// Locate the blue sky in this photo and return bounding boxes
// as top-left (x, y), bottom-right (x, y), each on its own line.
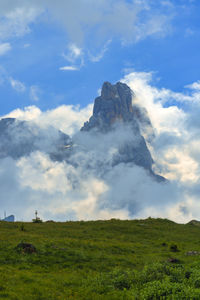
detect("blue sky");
top-left (0, 0), bottom-right (200, 115)
top-left (1, 1), bottom-right (200, 221)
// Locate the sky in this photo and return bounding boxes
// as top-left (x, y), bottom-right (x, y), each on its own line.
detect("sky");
top-left (0, 0), bottom-right (199, 113)
top-left (0, 0), bottom-right (200, 222)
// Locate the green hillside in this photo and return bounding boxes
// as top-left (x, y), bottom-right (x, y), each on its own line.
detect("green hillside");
top-left (1, 218), bottom-right (200, 299)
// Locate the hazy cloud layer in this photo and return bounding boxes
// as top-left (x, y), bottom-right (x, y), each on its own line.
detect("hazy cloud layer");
top-left (0, 1), bottom-right (173, 42)
top-left (0, 0), bottom-right (174, 65)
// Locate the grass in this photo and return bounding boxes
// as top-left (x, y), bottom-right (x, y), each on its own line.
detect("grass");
top-left (1, 218), bottom-right (200, 299)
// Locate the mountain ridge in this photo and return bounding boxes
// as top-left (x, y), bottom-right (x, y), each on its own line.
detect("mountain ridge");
top-left (0, 81), bottom-right (165, 182)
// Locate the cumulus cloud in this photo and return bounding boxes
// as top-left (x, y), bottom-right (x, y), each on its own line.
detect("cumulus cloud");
top-left (122, 72), bottom-right (187, 135)
top-left (2, 104), bottom-right (93, 136)
top-left (0, 151), bottom-right (130, 221)
top-left (185, 80), bottom-right (200, 91)
top-left (0, 124), bottom-right (167, 222)
top-left (121, 72), bottom-right (188, 179)
top-left (121, 71), bottom-right (200, 222)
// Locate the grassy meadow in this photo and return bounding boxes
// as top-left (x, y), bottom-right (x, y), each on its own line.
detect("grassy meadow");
top-left (1, 218), bottom-right (200, 299)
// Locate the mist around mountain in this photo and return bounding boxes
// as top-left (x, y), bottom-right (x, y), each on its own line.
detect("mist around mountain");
top-left (0, 81), bottom-right (164, 181)
top-left (0, 77), bottom-right (198, 222)
top-left (0, 117), bottom-right (72, 161)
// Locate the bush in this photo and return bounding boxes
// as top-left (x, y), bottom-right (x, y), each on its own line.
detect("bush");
top-left (170, 244), bottom-right (179, 252)
top-left (32, 218), bottom-right (43, 223)
top-left (111, 269), bottom-right (133, 290)
top-left (19, 223), bottom-right (25, 231)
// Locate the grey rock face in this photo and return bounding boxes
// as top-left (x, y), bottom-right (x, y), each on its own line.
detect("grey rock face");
top-left (81, 81), bottom-right (165, 181)
top-left (0, 118), bottom-right (71, 160)
top-left (81, 81), bottom-right (137, 132)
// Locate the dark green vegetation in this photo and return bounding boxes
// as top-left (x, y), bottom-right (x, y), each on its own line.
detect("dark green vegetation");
top-left (1, 218), bottom-right (200, 299)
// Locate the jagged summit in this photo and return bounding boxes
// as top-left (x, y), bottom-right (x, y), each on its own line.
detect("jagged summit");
top-left (81, 81), bottom-right (154, 138)
top-left (80, 81), bottom-right (165, 181)
top-left (100, 81), bottom-right (133, 114)
top-left (81, 81), bottom-right (137, 132)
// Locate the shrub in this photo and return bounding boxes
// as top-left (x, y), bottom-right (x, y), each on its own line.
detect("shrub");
top-left (111, 269), bottom-right (133, 290)
top-left (161, 242), bottom-right (167, 246)
top-left (32, 218), bottom-right (43, 223)
top-left (170, 244), bottom-right (179, 252)
top-left (19, 223), bottom-right (25, 231)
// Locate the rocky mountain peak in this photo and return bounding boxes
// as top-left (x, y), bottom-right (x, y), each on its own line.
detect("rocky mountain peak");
top-left (101, 81), bottom-right (116, 99)
top-left (81, 81), bottom-right (136, 132)
top-left (100, 81), bottom-right (133, 108)
top-left (80, 81), bottom-right (165, 181)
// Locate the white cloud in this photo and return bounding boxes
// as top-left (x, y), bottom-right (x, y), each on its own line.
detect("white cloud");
top-left (122, 71), bottom-right (186, 135)
top-left (0, 1), bottom-right (173, 45)
top-left (0, 152), bottom-right (130, 221)
top-left (122, 71), bottom-right (200, 189)
top-left (10, 77), bottom-right (26, 92)
top-left (0, 42), bottom-right (11, 55)
top-left (1, 105), bottom-right (41, 121)
top-left (63, 44), bottom-right (82, 62)
top-left (23, 43), bottom-right (30, 48)
top-left (59, 66), bottom-right (79, 71)
top-left (62, 43), bottom-right (84, 68)
top-left (131, 76), bottom-right (200, 223)
top-left (2, 104), bottom-right (93, 136)
top-left (0, 0), bottom-right (174, 73)
top-left (30, 85), bottom-right (40, 101)
top-left (0, 6), bottom-right (42, 40)
top-left (17, 152), bottom-right (72, 195)
top-left (88, 40), bottom-right (111, 62)
top-left (185, 80), bottom-right (200, 91)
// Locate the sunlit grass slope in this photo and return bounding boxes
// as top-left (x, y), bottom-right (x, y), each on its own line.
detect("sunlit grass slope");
top-left (1, 218), bottom-right (200, 299)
